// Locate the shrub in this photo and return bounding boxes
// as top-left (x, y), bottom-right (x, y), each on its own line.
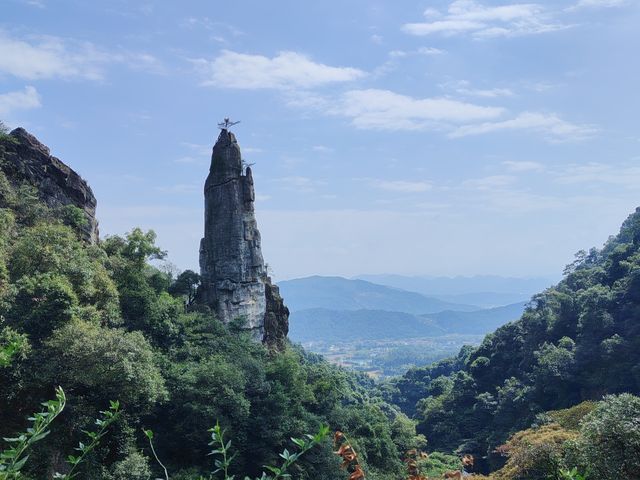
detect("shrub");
top-left (491, 424), bottom-right (577, 480)
top-left (572, 393), bottom-right (640, 479)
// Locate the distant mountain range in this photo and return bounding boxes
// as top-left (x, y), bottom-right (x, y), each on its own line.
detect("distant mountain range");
top-left (422, 301), bottom-right (527, 335)
top-left (278, 276), bottom-right (477, 314)
top-left (281, 275), bottom-right (533, 345)
top-left (288, 302), bottom-right (527, 344)
top-left (354, 274), bottom-right (555, 307)
top-left (288, 308), bottom-right (442, 342)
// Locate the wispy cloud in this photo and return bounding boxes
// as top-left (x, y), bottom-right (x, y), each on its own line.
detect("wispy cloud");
top-left (368, 178), bottom-right (432, 192)
top-left (22, 0), bottom-right (45, 7)
top-left (192, 50), bottom-right (365, 89)
top-left (0, 31), bottom-right (163, 80)
top-left (312, 145), bottom-right (333, 153)
top-left (0, 86), bottom-right (41, 116)
top-left (568, 0), bottom-right (628, 10)
top-left (450, 112), bottom-right (597, 141)
top-left (389, 47), bottom-right (446, 57)
top-left (442, 80), bottom-right (515, 98)
top-left (462, 175), bottom-right (516, 190)
top-left (553, 163), bottom-right (640, 187)
top-left (275, 176), bottom-right (326, 193)
top-left (328, 89), bottom-right (504, 131)
top-left (402, 1), bottom-right (569, 38)
top-left (503, 160), bottom-right (545, 172)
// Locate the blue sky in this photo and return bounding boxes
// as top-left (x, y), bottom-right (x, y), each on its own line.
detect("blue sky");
top-left (1, 0), bottom-right (639, 280)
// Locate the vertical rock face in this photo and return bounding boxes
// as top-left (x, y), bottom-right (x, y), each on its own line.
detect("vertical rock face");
top-left (0, 128), bottom-right (99, 243)
top-left (199, 129), bottom-right (288, 346)
top-left (263, 279), bottom-right (290, 351)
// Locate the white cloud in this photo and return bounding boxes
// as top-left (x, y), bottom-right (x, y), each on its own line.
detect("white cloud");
top-left (553, 163), bottom-right (640, 187)
top-left (417, 46), bottom-right (446, 55)
top-left (462, 175), bottom-right (516, 190)
top-left (423, 8), bottom-right (442, 18)
top-left (568, 0), bottom-right (628, 10)
top-left (388, 50), bottom-right (408, 58)
top-left (368, 179), bottom-right (432, 192)
top-left (444, 80), bottom-right (514, 97)
top-left (312, 145), bottom-right (333, 153)
top-left (0, 86), bottom-right (41, 116)
top-left (402, 0), bottom-right (568, 38)
top-left (192, 50), bottom-right (365, 89)
top-left (0, 31), bottom-right (162, 80)
top-left (23, 0), bottom-right (45, 7)
top-left (329, 89), bottom-right (504, 131)
top-left (450, 112), bottom-right (597, 141)
top-left (404, 19), bottom-right (484, 35)
top-left (503, 160), bottom-right (545, 172)
top-left (389, 47), bottom-right (446, 57)
top-left (460, 86), bottom-right (514, 97)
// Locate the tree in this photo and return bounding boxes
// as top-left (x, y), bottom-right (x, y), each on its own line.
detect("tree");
top-left (169, 270), bottom-right (201, 305)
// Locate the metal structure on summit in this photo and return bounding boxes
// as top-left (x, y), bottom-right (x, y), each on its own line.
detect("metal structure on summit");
top-left (217, 117), bottom-right (240, 130)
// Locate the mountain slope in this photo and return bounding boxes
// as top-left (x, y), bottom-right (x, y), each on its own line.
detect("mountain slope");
top-left (288, 302), bottom-right (527, 344)
top-left (279, 276), bottom-right (477, 314)
top-left (387, 207), bottom-right (640, 454)
top-left (356, 274), bottom-right (554, 298)
top-left (423, 302), bottom-right (526, 335)
top-left (288, 308), bottom-right (444, 343)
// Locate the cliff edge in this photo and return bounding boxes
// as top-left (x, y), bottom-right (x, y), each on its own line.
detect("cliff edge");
top-left (0, 128), bottom-right (98, 243)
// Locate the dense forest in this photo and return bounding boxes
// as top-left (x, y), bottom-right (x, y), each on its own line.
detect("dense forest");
top-left (2, 126), bottom-right (640, 480)
top-left (0, 129), bottom-right (424, 479)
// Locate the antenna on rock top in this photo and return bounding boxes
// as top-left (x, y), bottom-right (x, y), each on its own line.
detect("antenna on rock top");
top-left (218, 117), bottom-right (240, 130)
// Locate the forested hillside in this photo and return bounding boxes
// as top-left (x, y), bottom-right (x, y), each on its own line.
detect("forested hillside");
top-left (384, 207), bottom-right (640, 459)
top-left (0, 129), bottom-right (424, 480)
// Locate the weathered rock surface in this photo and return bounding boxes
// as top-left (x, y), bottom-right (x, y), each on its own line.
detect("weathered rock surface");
top-left (0, 128), bottom-right (99, 243)
top-left (199, 129), bottom-right (288, 347)
top-left (263, 279), bottom-right (290, 350)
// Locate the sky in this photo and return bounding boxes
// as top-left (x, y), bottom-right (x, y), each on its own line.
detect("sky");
top-left (1, 0), bottom-right (639, 281)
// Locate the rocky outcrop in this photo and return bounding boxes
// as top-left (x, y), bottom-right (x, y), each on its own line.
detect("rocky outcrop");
top-left (0, 128), bottom-right (98, 243)
top-left (199, 128), bottom-right (288, 347)
top-left (263, 279), bottom-right (290, 350)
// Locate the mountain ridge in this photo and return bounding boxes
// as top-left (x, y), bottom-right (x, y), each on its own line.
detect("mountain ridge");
top-left (279, 275), bottom-right (478, 314)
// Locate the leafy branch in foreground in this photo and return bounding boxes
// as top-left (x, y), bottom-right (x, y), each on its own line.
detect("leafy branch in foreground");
top-left (54, 400), bottom-right (121, 479)
top-left (0, 388), bottom-right (120, 480)
top-left (142, 429), bottom-right (169, 480)
top-left (143, 423), bottom-right (330, 480)
top-left (0, 387), bottom-right (66, 479)
top-left (208, 421), bottom-right (235, 480)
